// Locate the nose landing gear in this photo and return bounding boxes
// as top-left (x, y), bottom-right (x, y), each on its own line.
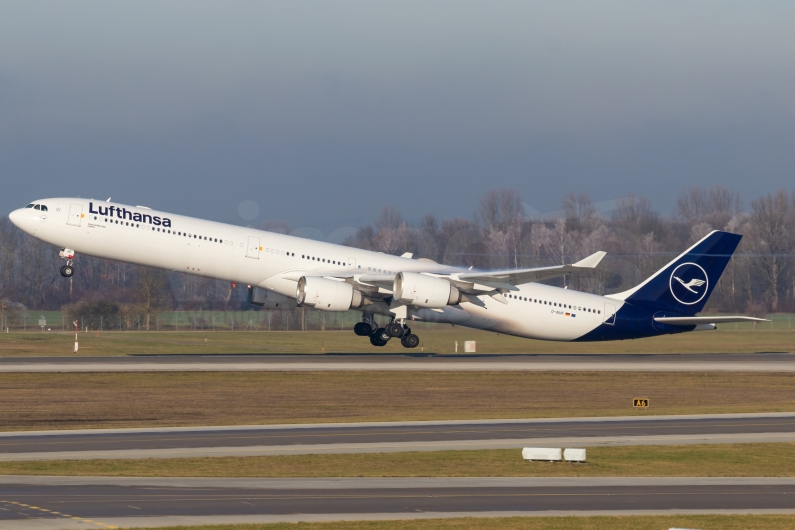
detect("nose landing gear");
top-left (60, 265), bottom-right (74, 278)
top-left (59, 248), bottom-right (76, 278)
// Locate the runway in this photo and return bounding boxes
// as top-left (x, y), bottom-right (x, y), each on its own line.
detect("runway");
top-left (2, 477), bottom-right (795, 529)
top-left (2, 352), bottom-right (795, 372)
top-left (3, 413), bottom-right (794, 461)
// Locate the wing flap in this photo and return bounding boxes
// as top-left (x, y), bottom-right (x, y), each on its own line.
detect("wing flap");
top-left (456, 251), bottom-right (606, 286)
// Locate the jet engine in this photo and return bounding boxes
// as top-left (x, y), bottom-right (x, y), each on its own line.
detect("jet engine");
top-left (297, 277), bottom-right (365, 312)
top-left (393, 272), bottom-right (463, 309)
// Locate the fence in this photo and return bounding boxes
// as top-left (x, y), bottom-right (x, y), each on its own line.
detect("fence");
top-left (0, 309), bottom-right (447, 333)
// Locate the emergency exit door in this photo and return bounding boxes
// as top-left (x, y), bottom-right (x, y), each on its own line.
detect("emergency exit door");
top-left (67, 204), bottom-right (82, 227)
top-left (246, 236), bottom-right (260, 259)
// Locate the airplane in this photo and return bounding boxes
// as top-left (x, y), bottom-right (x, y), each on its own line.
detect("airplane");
top-left (8, 198), bottom-right (765, 347)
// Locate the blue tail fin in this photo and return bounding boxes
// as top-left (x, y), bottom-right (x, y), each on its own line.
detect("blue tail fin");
top-left (609, 230), bottom-right (742, 315)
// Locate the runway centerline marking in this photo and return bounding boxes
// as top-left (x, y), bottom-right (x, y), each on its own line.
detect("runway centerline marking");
top-left (12, 489), bottom-right (795, 504)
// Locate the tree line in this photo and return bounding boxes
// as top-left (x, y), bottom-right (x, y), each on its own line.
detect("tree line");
top-left (1, 186), bottom-right (794, 325)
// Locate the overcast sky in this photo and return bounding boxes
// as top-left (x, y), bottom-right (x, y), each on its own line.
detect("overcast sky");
top-left (2, 1), bottom-right (794, 233)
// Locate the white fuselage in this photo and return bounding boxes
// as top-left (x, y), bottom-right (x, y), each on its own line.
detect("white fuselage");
top-left (9, 198), bottom-right (625, 341)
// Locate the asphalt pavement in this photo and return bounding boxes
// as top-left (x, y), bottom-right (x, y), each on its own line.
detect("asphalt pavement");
top-left (1, 352), bottom-right (794, 372)
top-left (2, 413), bottom-right (795, 460)
top-left (3, 477), bottom-right (795, 529)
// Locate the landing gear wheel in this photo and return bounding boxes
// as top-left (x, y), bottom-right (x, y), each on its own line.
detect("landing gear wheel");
top-left (386, 322), bottom-right (405, 338)
top-left (373, 327), bottom-right (391, 342)
top-left (60, 265), bottom-right (74, 278)
top-left (369, 333), bottom-right (388, 347)
top-left (400, 334), bottom-right (420, 349)
top-left (354, 322), bottom-right (371, 336)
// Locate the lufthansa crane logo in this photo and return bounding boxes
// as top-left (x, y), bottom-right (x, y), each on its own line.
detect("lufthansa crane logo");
top-left (669, 262), bottom-right (708, 305)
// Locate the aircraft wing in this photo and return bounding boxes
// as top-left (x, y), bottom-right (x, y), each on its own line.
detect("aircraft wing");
top-left (279, 251), bottom-right (606, 296)
top-left (654, 316), bottom-right (769, 326)
top-left (454, 251), bottom-right (606, 289)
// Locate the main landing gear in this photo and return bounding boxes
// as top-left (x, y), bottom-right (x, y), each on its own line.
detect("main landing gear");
top-left (354, 314), bottom-right (420, 349)
top-left (59, 248), bottom-right (75, 277)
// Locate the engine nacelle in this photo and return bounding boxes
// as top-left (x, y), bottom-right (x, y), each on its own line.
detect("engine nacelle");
top-left (297, 276), bottom-right (365, 312)
top-left (393, 272), bottom-right (463, 309)
top-left (248, 286), bottom-right (298, 310)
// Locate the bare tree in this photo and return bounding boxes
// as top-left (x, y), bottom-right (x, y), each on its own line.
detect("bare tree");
top-left (563, 192), bottom-right (597, 232)
top-left (17, 237), bottom-right (60, 308)
top-left (374, 206), bottom-right (404, 232)
top-left (135, 266), bottom-right (171, 331)
top-left (0, 218), bottom-right (20, 297)
top-left (611, 195), bottom-right (660, 237)
top-left (476, 188), bottom-right (524, 233)
top-left (748, 190), bottom-right (795, 311)
top-left (373, 223), bottom-right (409, 255)
top-left (677, 185), bottom-right (742, 229)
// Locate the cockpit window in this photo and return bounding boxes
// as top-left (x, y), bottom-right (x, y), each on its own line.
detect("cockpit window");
top-left (25, 204), bottom-right (34, 208)
top-left (40, 205), bottom-right (48, 211)
top-left (34, 205), bottom-right (41, 210)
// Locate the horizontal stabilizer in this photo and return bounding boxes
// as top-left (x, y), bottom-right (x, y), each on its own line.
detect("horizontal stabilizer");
top-left (654, 316), bottom-right (769, 326)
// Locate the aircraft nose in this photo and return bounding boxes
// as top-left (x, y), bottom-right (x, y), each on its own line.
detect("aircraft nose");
top-left (8, 209), bottom-right (22, 227)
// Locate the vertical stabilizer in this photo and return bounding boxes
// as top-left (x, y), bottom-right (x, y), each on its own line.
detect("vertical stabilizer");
top-left (607, 231), bottom-right (741, 315)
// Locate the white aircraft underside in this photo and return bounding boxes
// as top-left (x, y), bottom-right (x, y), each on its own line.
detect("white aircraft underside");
top-left (8, 198), bottom-right (764, 347)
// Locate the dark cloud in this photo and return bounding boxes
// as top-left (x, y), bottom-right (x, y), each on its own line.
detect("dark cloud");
top-left (1, 1), bottom-right (794, 231)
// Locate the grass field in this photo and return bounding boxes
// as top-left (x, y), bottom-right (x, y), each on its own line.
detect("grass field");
top-left (2, 371), bottom-right (795, 430)
top-left (0, 328), bottom-right (794, 356)
top-left (4, 444), bottom-right (795, 477)
top-left (111, 516), bottom-right (795, 530)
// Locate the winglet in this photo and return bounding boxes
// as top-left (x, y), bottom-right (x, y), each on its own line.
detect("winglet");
top-left (573, 251), bottom-right (606, 269)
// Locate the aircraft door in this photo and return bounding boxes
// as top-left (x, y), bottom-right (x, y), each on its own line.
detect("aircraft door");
top-left (246, 236), bottom-right (260, 259)
top-left (603, 303), bottom-right (616, 325)
top-left (67, 204), bottom-right (83, 227)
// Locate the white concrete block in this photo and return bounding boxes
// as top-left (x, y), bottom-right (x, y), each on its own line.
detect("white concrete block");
top-left (464, 341), bottom-right (476, 353)
top-left (564, 448), bottom-right (586, 462)
top-left (522, 447), bottom-right (562, 461)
